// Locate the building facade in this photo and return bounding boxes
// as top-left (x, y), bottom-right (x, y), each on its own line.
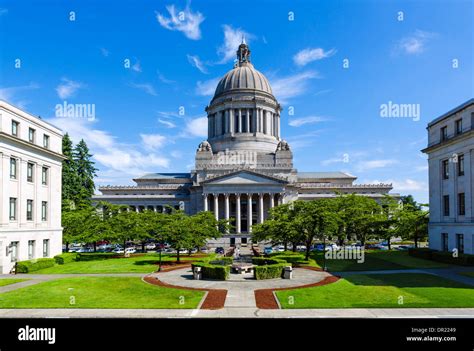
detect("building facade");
top-left (422, 99), bottom-right (474, 255)
top-left (94, 42), bottom-right (396, 247)
top-left (0, 101), bottom-right (64, 273)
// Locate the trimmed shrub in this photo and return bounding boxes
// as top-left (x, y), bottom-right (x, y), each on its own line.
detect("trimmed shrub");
top-left (192, 262), bottom-right (230, 280)
top-left (54, 253), bottom-right (79, 265)
top-left (408, 248), bottom-right (435, 260)
top-left (209, 257), bottom-right (233, 265)
top-left (252, 257), bottom-right (287, 266)
top-left (272, 254), bottom-right (306, 265)
top-left (254, 263), bottom-right (288, 280)
top-left (16, 258), bottom-right (55, 273)
top-left (268, 251), bottom-right (301, 257)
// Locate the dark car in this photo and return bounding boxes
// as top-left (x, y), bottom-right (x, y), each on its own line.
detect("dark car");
top-left (215, 247), bottom-right (225, 255)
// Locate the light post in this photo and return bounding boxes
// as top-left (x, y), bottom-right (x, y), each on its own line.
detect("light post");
top-left (157, 243), bottom-right (164, 272)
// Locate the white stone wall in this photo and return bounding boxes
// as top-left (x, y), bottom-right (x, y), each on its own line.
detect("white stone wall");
top-left (0, 101), bottom-right (63, 273)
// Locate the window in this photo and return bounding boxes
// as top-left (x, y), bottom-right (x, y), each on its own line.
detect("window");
top-left (27, 199), bottom-right (33, 220)
top-left (441, 233), bottom-right (448, 251)
top-left (10, 158), bottom-right (17, 179)
top-left (440, 126), bottom-right (448, 141)
top-left (456, 234), bottom-right (464, 254)
top-left (442, 159), bottom-right (449, 179)
top-left (458, 193), bottom-right (465, 216)
top-left (27, 162), bottom-right (34, 182)
top-left (11, 120), bottom-right (19, 136)
top-left (43, 239), bottom-right (50, 257)
top-left (457, 154), bottom-right (464, 176)
top-left (28, 240), bottom-right (35, 260)
top-left (455, 119), bottom-right (463, 135)
top-left (41, 201), bottom-right (48, 221)
top-left (443, 195), bottom-right (450, 216)
top-left (10, 242), bottom-right (19, 263)
top-left (43, 134), bottom-right (50, 148)
top-left (28, 128), bottom-right (35, 143)
top-left (42, 167), bottom-right (48, 185)
top-left (9, 198), bottom-right (17, 220)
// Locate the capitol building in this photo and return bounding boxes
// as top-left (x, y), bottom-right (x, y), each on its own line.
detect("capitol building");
top-left (94, 41), bottom-right (396, 247)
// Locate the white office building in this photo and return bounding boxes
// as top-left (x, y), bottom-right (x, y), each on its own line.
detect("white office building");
top-left (422, 99), bottom-right (474, 254)
top-left (0, 100), bottom-right (64, 273)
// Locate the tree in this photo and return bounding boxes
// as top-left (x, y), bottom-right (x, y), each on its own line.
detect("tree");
top-left (61, 133), bottom-right (80, 210)
top-left (373, 195), bottom-right (401, 250)
top-left (73, 139), bottom-right (97, 207)
top-left (397, 203), bottom-right (429, 248)
top-left (107, 207), bottom-right (143, 256)
top-left (62, 208), bottom-right (93, 251)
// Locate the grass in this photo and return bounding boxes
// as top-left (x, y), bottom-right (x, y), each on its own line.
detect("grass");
top-left (33, 253), bottom-right (213, 274)
top-left (0, 277), bottom-right (204, 309)
top-left (0, 279), bottom-right (28, 287)
top-left (276, 273), bottom-right (474, 308)
top-left (311, 250), bottom-right (452, 272)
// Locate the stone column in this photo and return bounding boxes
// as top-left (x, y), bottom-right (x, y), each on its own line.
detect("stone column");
top-left (238, 109), bottom-right (242, 133)
top-left (213, 194), bottom-right (219, 220)
top-left (255, 109), bottom-right (259, 134)
top-left (245, 108), bottom-right (250, 133)
top-left (270, 194), bottom-right (275, 208)
top-left (259, 193), bottom-right (264, 223)
top-left (203, 193), bottom-right (208, 211)
top-left (208, 116), bottom-right (212, 138)
top-left (224, 194), bottom-right (230, 233)
top-left (236, 193), bottom-right (241, 234)
top-left (277, 114), bottom-right (280, 138)
top-left (214, 113), bottom-right (219, 136)
top-left (247, 193), bottom-right (253, 233)
top-left (230, 109), bottom-right (234, 136)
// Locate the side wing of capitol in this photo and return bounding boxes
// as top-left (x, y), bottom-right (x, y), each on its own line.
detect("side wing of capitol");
top-left (94, 42), bottom-right (396, 247)
top-left (0, 101), bottom-right (64, 273)
top-left (422, 99), bottom-right (474, 254)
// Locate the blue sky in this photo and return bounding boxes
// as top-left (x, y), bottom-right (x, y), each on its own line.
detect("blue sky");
top-left (1, 0), bottom-right (473, 203)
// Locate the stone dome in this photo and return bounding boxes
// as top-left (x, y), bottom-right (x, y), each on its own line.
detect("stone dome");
top-left (214, 63), bottom-right (273, 98)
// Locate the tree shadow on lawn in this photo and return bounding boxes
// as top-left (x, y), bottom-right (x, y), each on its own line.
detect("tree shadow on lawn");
top-left (344, 273), bottom-right (474, 289)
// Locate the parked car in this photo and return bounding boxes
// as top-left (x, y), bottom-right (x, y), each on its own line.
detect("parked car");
top-left (274, 245), bottom-right (285, 252)
top-left (215, 247), bottom-right (225, 255)
top-left (112, 247), bottom-right (124, 254)
top-left (76, 247), bottom-right (93, 253)
top-left (264, 247), bottom-right (273, 255)
top-left (125, 247), bottom-right (136, 254)
top-left (396, 245), bottom-right (413, 251)
top-left (325, 244), bottom-right (340, 251)
top-left (296, 245), bottom-right (307, 252)
top-left (145, 243), bottom-right (156, 250)
top-left (199, 247), bottom-right (209, 253)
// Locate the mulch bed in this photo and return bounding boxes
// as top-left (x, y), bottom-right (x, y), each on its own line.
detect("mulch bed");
top-left (143, 270), bottom-right (227, 309)
top-left (254, 270), bottom-right (341, 309)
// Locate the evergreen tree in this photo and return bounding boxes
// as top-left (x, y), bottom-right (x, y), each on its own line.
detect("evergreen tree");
top-left (73, 139), bottom-right (97, 206)
top-left (61, 133), bottom-right (79, 210)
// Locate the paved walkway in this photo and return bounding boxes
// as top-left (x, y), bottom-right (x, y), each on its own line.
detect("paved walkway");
top-left (0, 308), bottom-right (472, 318)
top-left (150, 267), bottom-right (330, 308)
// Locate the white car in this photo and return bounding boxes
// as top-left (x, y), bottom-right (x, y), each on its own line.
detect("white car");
top-left (112, 247), bottom-right (124, 254)
top-left (125, 248), bottom-right (136, 254)
top-left (145, 243), bottom-right (156, 250)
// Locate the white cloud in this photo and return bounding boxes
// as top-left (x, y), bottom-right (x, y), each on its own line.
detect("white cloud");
top-left (131, 60), bottom-right (142, 73)
top-left (56, 78), bottom-right (84, 99)
top-left (288, 115), bottom-right (327, 127)
top-left (157, 71), bottom-right (176, 84)
top-left (355, 159), bottom-right (398, 172)
top-left (321, 156), bottom-right (346, 166)
top-left (187, 54), bottom-right (208, 73)
top-left (155, 4), bottom-right (205, 40)
top-left (270, 71), bottom-right (320, 103)
top-left (185, 116), bottom-right (207, 137)
top-left (130, 83), bottom-right (157, 96)
top-left (0, 82), bottom-right (39, 104)
top-left (140, 133), bottom-right (167, 151)
top-left (158, 118), bottom-right (176, 128)
top-left (195, 77), bottom-right (220, 96)
top-left (99, 47), bottom-right (109, 57)
top-left (46, 117), bottom-right (170, 183)
top-left (293, 48), bottom-right (336, 66)
top-left (395, 30), bottom-right (436, 55)
top-left (217, 25), bottom-right (253, 63)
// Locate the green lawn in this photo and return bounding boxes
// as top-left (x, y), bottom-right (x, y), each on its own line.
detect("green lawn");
top-left (276, 273), bottom-right (474, 308)
top-left (459, 271), bottom-right (474, 278)
top-left (33, 253), bottom-right (212, 274)
top-left (0, 279), bottom-right (28, 287)
top-left (0, 277), bottom-right (204, 309)
top-left (311, 250), bottom-right (452, 272)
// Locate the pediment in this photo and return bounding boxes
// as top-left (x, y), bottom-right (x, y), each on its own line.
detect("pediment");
top-left (202, 170), bottom-right (287, 185)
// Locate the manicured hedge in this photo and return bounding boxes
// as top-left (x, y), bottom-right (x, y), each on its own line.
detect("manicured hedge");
top-left (252, 257), bottom-right (287, 266)
top-left (272, 254), bottom-right (306, 265)
top-left (209, 257), bottom-right (233, 265)
top-left (254, 263), bottom-right (288, 280)
top-left (16, 258), bottom-right (55, 273)
top-left (192, 262), bottom-right (230, 280)
top-left (268, 251), bottom-right (301, 257)
top-left (409, 248), bottom-right (474, 266)
top-left (54, 253), bottom-right (79, 265)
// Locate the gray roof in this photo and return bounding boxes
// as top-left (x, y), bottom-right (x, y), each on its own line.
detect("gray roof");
top-left (427, 98), bottom-right (474, 128)
top-left (136, 173), bottom-right (191, 180)
top-left (297, 172), bottom-right (357, 179)
top-left (214, 63), bottom-right (272, 98)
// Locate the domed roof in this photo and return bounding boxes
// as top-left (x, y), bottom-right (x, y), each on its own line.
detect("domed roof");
top-left (214, 63), bottom-right (272, 97)
top-left (213, 41), bottom-right (273, 98)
